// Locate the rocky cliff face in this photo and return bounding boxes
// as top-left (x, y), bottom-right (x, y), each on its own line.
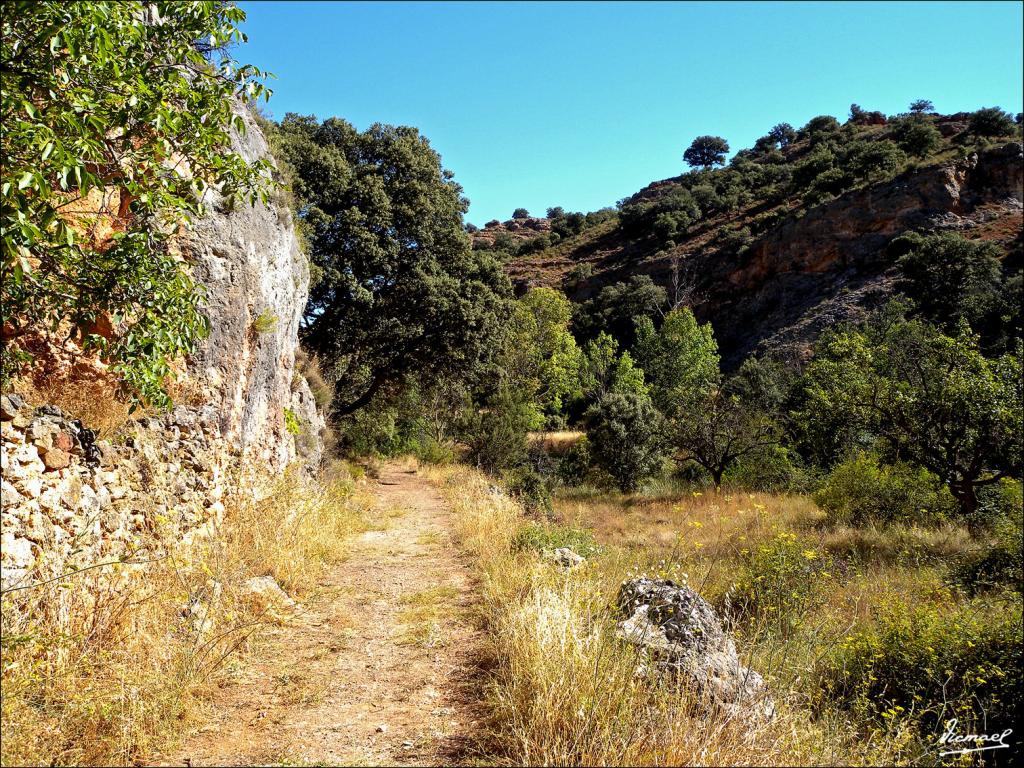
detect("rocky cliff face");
top-left (0, 109), bottom-right (323, 592)
top-left (702, 142), bottom-right (1022, 365)
top-left (184, 107), bottom-right (324, 473)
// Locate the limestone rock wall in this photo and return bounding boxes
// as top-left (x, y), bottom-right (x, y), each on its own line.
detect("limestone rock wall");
top-left (182, 106), bottom-right (325, 474)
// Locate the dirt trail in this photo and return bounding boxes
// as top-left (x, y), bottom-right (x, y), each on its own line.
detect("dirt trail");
top-left (156, 461), bottom-right (485, 767)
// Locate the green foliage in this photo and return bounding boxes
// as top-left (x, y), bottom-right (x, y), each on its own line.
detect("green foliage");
top-left (723, 444), bottom-right (811, 493)
top-left (573, 275), bottom-right (666, 347)
top-left (507, 469), bottom-right (553, 516)
top-left (512, 207), bottom-right (530, 219)
top-left (556, 436), bottom-right (599, 486)
top-left (1, 0), bottom-right (273, 409)
top-left (251, 310), bottom-right (279, 334)
top-left (951, 485), bottom-right (1023, 595)
top-left (909, 99), bottom-right (935, 114)
top-left (766, 122), bottom-right (797, 149)
top-left (796, 310), bottom-right (1023, 519)
top-left (633, 307), bottom-right (719, 417)
top-left (890, 115), bottom-right (941, 158)
top-left (845, 140), bottom-right (906, 182)
top-left (891, 231), bottom-right (1017, 349)
top-left (513, 521), bottom-right (600, 559)
top-left (584, 391), bottom-right (665, 493)
top-left (968, 106), bottom-right (1017, 137)
top-left (462, 387), bottom-right (537, 473)
top-left (283, 407), bottom-right (301, 436)
top-left (800, 115), bottom-right (841, 144)
top-left (730, 530), bottom-right (833, 636)
top-left (827, 594), bottom-right (1022, 750)
top-left (271, 114), bottom-right (513, 417)
top-left (683, 135), bottom-right (730, 170)
top-left (511, 288), bottom-right (584, 415)
top-left (814, 451), bottom-right (957, 527)
top-left (579, 332), bottom-right (648, 400)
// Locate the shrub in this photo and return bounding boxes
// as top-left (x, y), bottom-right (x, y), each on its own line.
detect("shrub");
top-left (512, 521), bottom-right (600, 559)
top-left (814, 451), bottom-right (956, 527)
top-left (462, 389), bottom-right (535, 473)
top-left (512, 207), bottom-right (530, 219)
top-left (283, 407), bottom-right (301, 435)
top-left (951, 479), bottom-right (1023, 594)
top-left (826, 594), bottom-right (1023, 751)
top-left (252, 310), bottom-right (279, 334)
top-left (891, 116), bottom-right (941, 158)
top-left (969, 106), bottom-right (1017, 137)
top-left (723, 444), bottom-right (813, 493)
top-left (584, 392), bottom-right (665, 493)
top-left (507, 470), bottom-right (553, 516)
top-left (556, 435), bottom-right (603, 487)
top-left (294, 347), bottom-right (334, 411)
top-left (730, 531), bottom-right (835, 632)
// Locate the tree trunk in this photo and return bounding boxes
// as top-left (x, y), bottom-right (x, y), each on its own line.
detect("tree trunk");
top-left (949, 480), bottom-right (979, 524)
top-left (712, 468), bottom-right (724, 490)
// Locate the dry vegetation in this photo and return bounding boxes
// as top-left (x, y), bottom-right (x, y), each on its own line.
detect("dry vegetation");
top-left (426, 465), bottom-right (909, 766)
top-left (0, 463), bottom-right (369, 766)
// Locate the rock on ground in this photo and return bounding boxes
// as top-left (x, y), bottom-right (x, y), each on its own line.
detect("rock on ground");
top-left (616, 577), bottom-right (775, 723)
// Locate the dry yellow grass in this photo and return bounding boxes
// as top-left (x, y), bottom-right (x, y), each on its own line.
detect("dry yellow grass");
top-left (0, 462), bottom-right (369, 766)
top-left (426, 465), bottom-right (901, 766)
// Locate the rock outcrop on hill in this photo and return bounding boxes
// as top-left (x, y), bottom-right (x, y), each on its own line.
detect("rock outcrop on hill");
top-left (704, 142), bottom-right (1023, 365)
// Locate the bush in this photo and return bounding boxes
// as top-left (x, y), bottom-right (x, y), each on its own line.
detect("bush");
top-left (969, 106), bottom-right (1017, 138)
top-left (890, 116), bottom-right (941, 158)
top-left (584, 392), bottom-right (665, 493)
top-left (512, 207), bottom-right (530, 219)
top-left (507, 469), bottom-right (553, 517)
top-left (462, 389), bottom-right (535, 473)
top-left (723, 444), bottom-right (813, 493)
top-left (826, 594), bottom-right (1023, 754)
top-left (556, 435), bottom-right (604, 487)
top-left (951, 480), bottom-right (1023, 594)
top-left (814, 451), bottom-right (956, 527)
top-left (729, 530), bottom-right (834, 636)
top-left (512, 521), bottom-right (600, 558)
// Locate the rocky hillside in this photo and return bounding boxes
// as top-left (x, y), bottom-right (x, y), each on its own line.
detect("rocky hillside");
top-left (0, 110), bottom-right (324, 592)
top-left (500, 113), bottom-right (1023, 366)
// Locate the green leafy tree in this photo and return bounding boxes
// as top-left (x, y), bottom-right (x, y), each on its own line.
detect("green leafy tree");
top-left (969, 107), bottom-right (1017, 138)
top-left (585, 391), bottom-right (665, 492)
top-left (891, 115), bottom-right (941, 158)
top-left (573, 275), bottom-right (667, 347)
top-left (511, 288), bottom-right (584, 415)
top-left (683, 135), bottom-right (730, 170)
top-left (801, 115), bottom-right (841, 144)
top-left (909, 99), bottom-right (935, 114)
top-left (633, 307), bottom-right (719, 417)
top-left (272, 114), bottom-right (513, 416)
top-left (1, 0), bottom-right (273, 406)
top-left (846, 140), bottom-right (906, 182)
top-left (580, 332), bottom-right (648, 399)
top-left (767, 122), bottom-right (797, 148)
top-left (798, 314), bottom-right (1023, 519)
top-left (669, 385), bottom-right (782, 489)
top-left (512, 207), bottom-right (530, 219)
top-left (891, 232), bottom-right (1005, 337)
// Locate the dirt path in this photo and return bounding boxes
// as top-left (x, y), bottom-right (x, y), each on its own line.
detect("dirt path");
top-left (157, 461), bottom-right (485, 767)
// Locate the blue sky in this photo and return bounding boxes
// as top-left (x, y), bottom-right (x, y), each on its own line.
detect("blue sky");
top-left (238, 1), bottom-right (1024, 225)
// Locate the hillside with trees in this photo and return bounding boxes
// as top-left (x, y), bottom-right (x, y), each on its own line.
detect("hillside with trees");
top-left (1, 3), bottom-right (1022, 766)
